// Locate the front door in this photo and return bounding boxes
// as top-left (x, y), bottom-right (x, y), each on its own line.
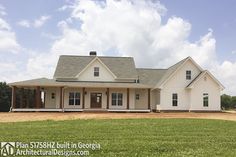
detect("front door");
top-left (90, 93), bottom-right (102, 108)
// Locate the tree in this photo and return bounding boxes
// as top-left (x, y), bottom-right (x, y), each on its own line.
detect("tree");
top-left (0, 82), bottom-right (11, 112)
top-left (221, 94), bottom-right (233, 110)
top-left (231, 96), bottom-right (236, 109)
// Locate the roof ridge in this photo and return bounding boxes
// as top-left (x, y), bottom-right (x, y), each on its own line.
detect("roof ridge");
top-left (168, 56), bottom-right (190, 69)
top-left (60, 55), bottom-right (133, 58)
top-left (136, 68), bottom-right (167, 70)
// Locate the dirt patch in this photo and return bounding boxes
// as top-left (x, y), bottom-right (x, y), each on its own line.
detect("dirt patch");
top-left (0, 111), bottom-right (236, 123)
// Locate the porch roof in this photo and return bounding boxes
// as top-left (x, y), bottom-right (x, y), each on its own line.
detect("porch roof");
top-left (8, 78), bottom-right (151, 89)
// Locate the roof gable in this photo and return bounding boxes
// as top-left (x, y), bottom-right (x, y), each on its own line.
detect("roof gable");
top-left (187, 70), bottom-right (225, 90)
top-left (53, 55), bottom-right (138, 80)
top-left (76, 57), bottom-right (117, 81)
top-left (155, 56), bottom-right (203, 88)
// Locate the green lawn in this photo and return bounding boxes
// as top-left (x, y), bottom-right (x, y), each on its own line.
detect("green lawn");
top-left (0, 119), bottom-right (236, 157)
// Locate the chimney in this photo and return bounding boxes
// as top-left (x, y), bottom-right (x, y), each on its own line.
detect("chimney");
top-left (89, 51), bottom-right (97, 56)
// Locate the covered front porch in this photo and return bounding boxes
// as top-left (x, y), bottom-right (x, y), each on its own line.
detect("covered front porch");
top-left (9, 78), bottom-right (152, 112)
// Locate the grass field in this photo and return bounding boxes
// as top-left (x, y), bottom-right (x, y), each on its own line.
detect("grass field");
top-left (0, 118), bottom-right (236, 157)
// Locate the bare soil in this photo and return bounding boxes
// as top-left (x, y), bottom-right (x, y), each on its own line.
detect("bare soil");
top-left (0, 111), bottom-right (236, 123)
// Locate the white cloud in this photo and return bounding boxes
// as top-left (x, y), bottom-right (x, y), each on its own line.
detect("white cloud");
top-left (0, 4), bottom-right (6, 16)
top-left (57, 5), bottom-right (69, 11)
top-left (41, 32), bottom-right (60, 40)
top-left (0, 18), bottom-right (10, 30)
top-left (6, 0), bottom-right (236, 95)
top-left (17, 15), bottom-right (51, 28)
top-left (232, 50), bottom-right (236, 54)
top-left (17, 20), bottom-right (30, 28)
top-left (26, 52), bottom-right (57, 78)
top-left (0, 17), bottom-right (21, 53)
top-left (33, 15), bottom-right (51, 28)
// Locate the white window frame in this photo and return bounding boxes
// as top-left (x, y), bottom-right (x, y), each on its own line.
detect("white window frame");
top-left (94, 67), bottom-right (99, 77)
top-left (203, 93), bottom-right (209, 107)
top-left (112, 93), bottom-right (123, 106)
top-left (172, 93), bottom-right (178, 106)
top-left (69, 92), bottom-right (80, 106)
top-left (186, 70), bottom-right (191, 80)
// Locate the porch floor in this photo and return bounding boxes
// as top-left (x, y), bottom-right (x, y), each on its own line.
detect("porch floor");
top-left (11, 108), bottom-right (151, 113)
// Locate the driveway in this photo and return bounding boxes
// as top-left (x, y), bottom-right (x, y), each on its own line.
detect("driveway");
top-left (0, 111), bottom-right (236, 122)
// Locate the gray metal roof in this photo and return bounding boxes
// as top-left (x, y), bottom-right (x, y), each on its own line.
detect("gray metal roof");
top-left (137, 57), bottom-right (189, 87)
top-left (9, 56), bottom-right (193, 89)
top-left (155, 57), bottom-right (190, 87)
top-left (53, 55), bottom-right (138, 79)
top-left (137, 69), bottom-right (167, 86)
top-left (8, 78), bottom-right (151, 88)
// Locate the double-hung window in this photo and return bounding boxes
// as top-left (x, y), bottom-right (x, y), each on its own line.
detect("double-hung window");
top-left (172, 93), bottom-right (178, 106)
top-left (112, 93), bottom-right (123, 106)
top-left (203, 93), bottom-right (209, 107)
top-left (94, 67), bottom-right (99, 77)
top-left (186, 70), bottom-right (191, 80)
top-left (69, 92), bottom-right (80, 105)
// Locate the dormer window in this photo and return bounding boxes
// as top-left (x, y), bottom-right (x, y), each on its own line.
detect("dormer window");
top-left (186, 70), bottom-right (191, 80)
top-left (94, 67), bottom-right (99, 77)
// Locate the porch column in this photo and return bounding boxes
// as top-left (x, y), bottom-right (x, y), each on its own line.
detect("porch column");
top-left (82, 88), bottom-right (85, 109)
top-left (127, 88), bottom-right (129, 109)
top-left (60, 87), bottom-right (63, 109)
top-left (41, 89), bottom-right (45, 108)
top-left (35, 86), bottom-right (41, 108)
top-left (148, 89), bottom-right (151, 110)
top-left (62, 88), bottom-right (65, 110)
top-left (11, 86), bottom-right (16, 110)
top-left (107, 88), bottom-right (109, 109)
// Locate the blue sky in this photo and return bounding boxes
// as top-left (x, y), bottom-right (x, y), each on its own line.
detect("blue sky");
top-left (2, 0), bottom-right (236, 59)
top-left (162, 0), bottom-right (236, 62)
top-left (0, 0), bottom-right (236, 94)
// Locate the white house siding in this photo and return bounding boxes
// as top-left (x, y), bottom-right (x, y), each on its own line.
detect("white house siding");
top-left (64, 88), bottom-right (83, 109)
top-left (190, 73), bottom-right (221, 111)
top-left (44, 87), bottom-right (60, 109)
top-left (78, 59), bottom-right (115, 81)
top-left (129, 88), bottom-right (135, 109)
top-left (135, 89), bottom-right (148, 109)
top-left (160, 60), bottom-right (201, 110)
top-left (151, 89), bottom-right (160, 110)
top-left (109, 88), bottom-right (128, 109)
top-left (45, 87), bottom-right (135, 110)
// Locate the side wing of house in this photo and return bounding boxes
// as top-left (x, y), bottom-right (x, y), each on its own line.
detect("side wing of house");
top-left (158, 58), bottom-right (202, 110)
top-left (188, 71), bottom-right (224, 111)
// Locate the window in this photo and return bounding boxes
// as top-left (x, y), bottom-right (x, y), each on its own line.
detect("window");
top-left (172, 93), bottom-right (178, 106)
top-left (136, 94), bottom-right (140, 100)
top-left (51, 93), bottom-right (55, 99)
top-left (69, 92), bottom-right (80, 105)
top-left (112, 93), bottom-right (123, 106)
top-left (203, 93), bottom-right (209, 107)
top-left (94, 67), bottom-right (99, 77)
top-left (186, 70), bottom-right (191, 80)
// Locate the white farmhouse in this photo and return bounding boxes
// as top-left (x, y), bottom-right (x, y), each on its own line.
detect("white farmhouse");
top-left (9, 52), bottom-right (224, 112)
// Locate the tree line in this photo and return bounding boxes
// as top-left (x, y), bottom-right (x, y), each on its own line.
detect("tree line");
top-left (221, 94), bottom-right (236, 110)
top-left (0, 82), bottom-right (235, 111)
top-left (0, 82), bottom-right (12, 112)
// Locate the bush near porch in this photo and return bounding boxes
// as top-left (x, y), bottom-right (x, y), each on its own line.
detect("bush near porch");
top-left (0, 119), bottom-right (236, 157)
